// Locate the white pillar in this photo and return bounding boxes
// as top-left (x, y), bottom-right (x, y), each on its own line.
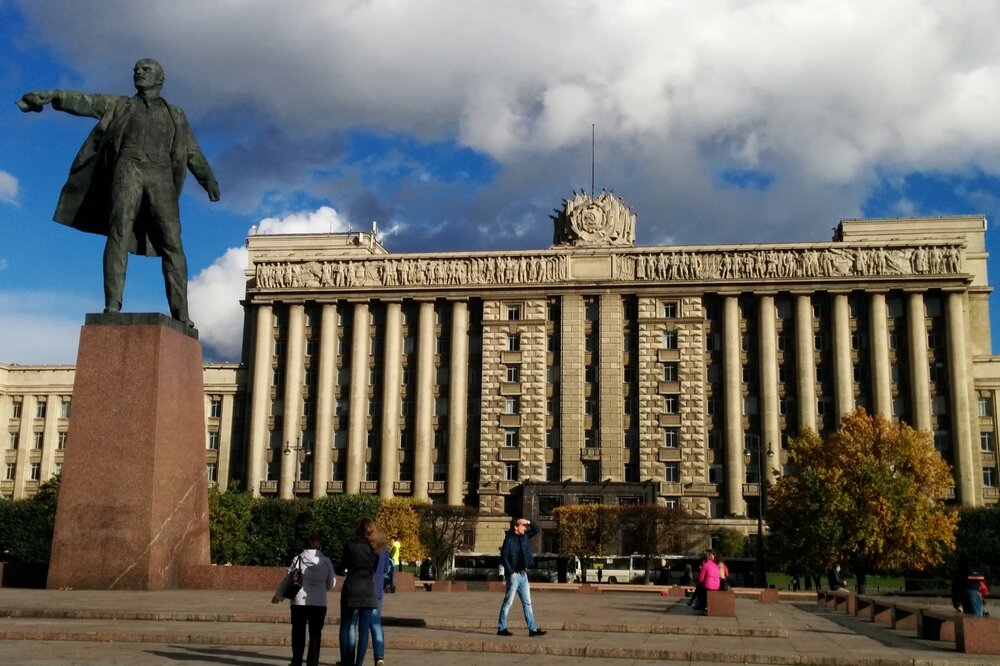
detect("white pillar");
top-left (946, 290), bottom-right (977, 505)
top-left (831, 292), bottom-right (854, 424)
top-left (869, 292), bottom-right (892, 417)
top-left (907, 291), bottom-right (932, 432)
top-left (794, 293), bottom-right (816, 432)
top-left (722, 295), bottom-right (745, 516)
top-left (379, 302), bottom-right (403, 499)
top-left (447, 300), bottom-right (470, 506)
top-left (413, 301), bottom-right (435, 501)
top-left (247, 304), bottom-right (273, 497)
top-left (345, 302), bottom-right (370, 494)
top-left (312, 303), bottom-right (337, 498)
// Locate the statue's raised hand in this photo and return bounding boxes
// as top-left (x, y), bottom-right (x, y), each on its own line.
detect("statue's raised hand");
top-left (16, 91), bottom-right (54, 112)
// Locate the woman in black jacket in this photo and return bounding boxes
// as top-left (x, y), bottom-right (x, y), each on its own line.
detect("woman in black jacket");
top-left (338, 517), bottom-right (382, 666)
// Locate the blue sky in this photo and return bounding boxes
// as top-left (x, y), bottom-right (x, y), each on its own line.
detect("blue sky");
top-left (4, 0), bottom-right (1000, 363)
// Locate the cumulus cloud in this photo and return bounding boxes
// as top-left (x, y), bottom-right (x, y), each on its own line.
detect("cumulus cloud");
top-left (12, 1), bottom-right (1000, 255)
top-left (189, 206), bottom-right (351, 361)
top-left (0, 171), bottom-right (18, 204)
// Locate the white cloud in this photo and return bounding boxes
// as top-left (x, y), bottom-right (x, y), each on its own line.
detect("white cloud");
top-left (16, 1), bottom-right (1000, 247)
top-left (0, 171), bottom-right (18, 204)
top-left (189, 206), bottom-right (351, 361)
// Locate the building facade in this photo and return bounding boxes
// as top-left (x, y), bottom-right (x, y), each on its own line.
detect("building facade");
top-left (4, 195), bottom-right (1000, 550)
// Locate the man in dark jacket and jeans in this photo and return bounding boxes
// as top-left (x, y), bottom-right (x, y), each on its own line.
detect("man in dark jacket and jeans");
top-left (497, 517), bottom-right (546, 637)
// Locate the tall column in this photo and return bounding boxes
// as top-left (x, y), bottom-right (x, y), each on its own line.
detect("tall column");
top-left (379, 302), bottom-right (403, 499)
top-left (722, 295), bottom-right (744, 516)
top-left (247, 303), bottom-right (273, 497)
top-left (599, 295), bottom-right (624, 478)
top-left (794, 293), bottom-right (816, 432)
top-left (447, 300), bottom-right (470, 505)
top-left (279, 304), bottom-right (306, 499)
top-left (312, 303), bottom-right (337, 498)
top-left (39, 393), bottom-right (61, 483)
top-left (869, 291), bottom-right (892, 417)
top-left (413, 300), bottom-right (435, 501)
top-left (217, 393), bottom-right (235, 491)
top-left (13, 395), bottom-right (37, 498)
top-left (345, 302), bottom-right (370, 494)
top-left (560, 295), bottom-right (585, 480)
top-left (946, 290), bottom-right (978, 505)
top-left (831, 292), bottom-right (854, 423)
top-left (907, 291), bottom-right (932, 432)
top-left (758, 294), bottom-right (779, 483)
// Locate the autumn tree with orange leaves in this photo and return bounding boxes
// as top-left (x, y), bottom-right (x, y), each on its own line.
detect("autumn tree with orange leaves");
top-left (767, 409), bottom-right (957, 593)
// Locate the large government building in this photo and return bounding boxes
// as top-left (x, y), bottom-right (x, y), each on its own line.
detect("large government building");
top-left (4, 193), bottom-right (1000, 550)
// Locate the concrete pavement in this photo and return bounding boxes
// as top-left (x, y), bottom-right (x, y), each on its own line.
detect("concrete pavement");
top-left (0, 587), bottom-right (992, 665)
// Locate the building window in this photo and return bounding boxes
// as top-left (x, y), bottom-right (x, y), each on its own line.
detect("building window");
top-left (664, 427), bottom-right (679, 448)
top-left (776, 333), bottom-right (788, 352)
top-left (585, 364), bottom-right (597, 382)
top-left (504, 428), bottom-right (519, 447)
top-left (547, 335), bottom-right (558, 353)
top-left (272, 369), bottom-right (284, 387)
top-left (8, 432), bottom-right (18, 450)
top-left (210, 398), bottom-right (222, 418)
top-left (927, 331), bottom-right (941, 349)
top-left (547, 396), bottom-right (558, 415)
top-left (539, 495), bottom-right (561, 517)
top-left (585, 398), bottom-right (597, 415)
top-left (664, 363), bottom-right (679, 382)
top-left (664, 396), bottom-right (679, 413)
top-left (4, 463), bottom-right (14, 481)
top-left (851, 331), bottom-right (868, 350)
top-left (663, 301), bottom-right (678, 318)
top-left (583, 461), bottom-right (600, 482)
top-left (584, 429), bottom-right (598, 447)
top-left (434, 397), bottom-right (448, 417)
top-left (506, 365), bottom-right (520, 383)
top-left (399, 431), bottom-right (411, 449)
top-left (779, 396), bottom-right (795, 416)
top-left (624, 464), bottom-right (639, 482)
top-left (708, 464), bottom-right (723, 484)
top-left (29, 462), bottom-right (41, 481)
top-left (744, 396), bottom-right (758, 415)
top-left (57, 432), bottom-right (67, 449)
top-left (505, 462), bottom-right (519, 481)
top-left (507, 333), bottom-right (521, 352)
top-left (546, 429), bottom-right (559, 448)
top-left (545, 463), bottom-right (559, 482)
top-left (33, 432), bottom-right (44, 449)
top-left (59, 399), bottom-right (71, 418)
top-left (623, 364), bottom-right (635, 383)
top-left (11, 401), bottom-right (22, 419)
top-left (979, 396), bottom-right (993, 418)
top-left (36, 402), bottom-right (46, 419)
top-left (888, 330), bottom-right (900, 350)
top-left (623, 397), bottom-right (635, 415)
top-left (663, 331), bottom-right (678, 349)
top-left (980, 432), bottom-right (995, 452)
top-left (625, 429), bottom-right (638, 448)
top-left (706, 332), bottom-right (721, 351)
top-left (207, 431), bottom-right (220, 450)
top-left (206, 463), bottom-right (218, 484)
top-left (708, 429), bottom-right (723, 449)
top-left (664, 462), bottom-right (680, 482)
top-left (813, 332), bottom-right (828, 351)
top-left (706, 396), bottom-right (719, 416)
top-left (984, 467), bottom-right (998, 488)
top-left (504, 397), bottom-right (520, 414)
top-left (547, 301), bottom-right (559, 321)
top-left (434, 429), bottom-right (447, 449)
top-left (507, 304), bottom-right (522, 321)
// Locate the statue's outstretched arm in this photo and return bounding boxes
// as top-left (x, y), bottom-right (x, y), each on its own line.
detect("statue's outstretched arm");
top-left (16, 89), bottom-right (56, 112)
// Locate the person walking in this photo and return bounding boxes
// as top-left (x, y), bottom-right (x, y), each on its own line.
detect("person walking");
top-left (271, 534), bottom-right (336, 666)
top-left (339, 518), bottom-right (382, 666)
top-left (497, 517), bottom-right (546, 637)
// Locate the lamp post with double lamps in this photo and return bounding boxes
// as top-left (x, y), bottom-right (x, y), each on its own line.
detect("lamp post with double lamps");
top-left (749, 440), bottom-right (774, 588)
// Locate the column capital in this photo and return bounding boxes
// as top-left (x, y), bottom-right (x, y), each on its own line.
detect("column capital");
top-left (752, 290), bottom-right (779, 297)
top-left (827, 289), bottom-right (853, 296)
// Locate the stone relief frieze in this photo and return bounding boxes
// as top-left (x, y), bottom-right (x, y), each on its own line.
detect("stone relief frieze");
top-left (252, 244), bottom-right (962, 291)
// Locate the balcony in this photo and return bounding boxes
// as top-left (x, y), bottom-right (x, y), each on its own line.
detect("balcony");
top-left (428, 481), bottom-right (445, 494)
top-left (259, 480), bottom-right (278, 494)
top-left (393, 481), bottom-right (412, 494)
top-left (498, 447), bottom-right (521, 462)
top-left (326, 481), bottom-right (344, 493)
top-left (657, 447), bottom-right (682, 462)
top-left (360, 481), bottom-right (378, 493)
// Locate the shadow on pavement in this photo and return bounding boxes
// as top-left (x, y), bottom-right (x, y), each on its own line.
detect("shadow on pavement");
top-left (145, 645), bottom-right (284, 666)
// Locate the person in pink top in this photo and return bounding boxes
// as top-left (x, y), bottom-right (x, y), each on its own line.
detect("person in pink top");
top-left (691, 549), bottom-right (720, 613)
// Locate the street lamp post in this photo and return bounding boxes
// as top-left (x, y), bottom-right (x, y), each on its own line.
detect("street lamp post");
top-left (755, 440), bottom-right (775, 589)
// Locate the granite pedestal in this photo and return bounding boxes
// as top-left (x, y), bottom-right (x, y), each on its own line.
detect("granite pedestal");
top-left (47, 314), bottom-right (210, 590)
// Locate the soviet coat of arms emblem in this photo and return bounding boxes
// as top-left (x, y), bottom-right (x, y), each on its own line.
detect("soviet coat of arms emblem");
top-left (552, 190), bottom-right (636, 247)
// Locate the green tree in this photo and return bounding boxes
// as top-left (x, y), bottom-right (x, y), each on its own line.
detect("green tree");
top-left (415, 504), bottom-right (476, 579)
top-left (244, 498), bottom-right (311, 566)
top-left (768, 409), bottom-right (957, 592)
top-left (208, 486), bottom-right (253, 564)
top-left (553, 504), bottom-right (620, 582)
top-left (0, 475), bottom-right (60, 564)
top-left (714, 527), bottom-right (749, 559)
top-left (619, 504), bottom-right (690, 582)
top-left (308, 494), bottom-right (382, 561)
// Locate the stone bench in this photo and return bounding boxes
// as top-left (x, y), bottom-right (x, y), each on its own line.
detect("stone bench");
top-left (890, 601), bottom-right (922, 631)
top-left (706, 589), bottom-right (736, 617)
top-left (817, 589), bottom-right (855, 614)
top-left (758, 588), bottom-right (779, 604)
top-left (851, 594), bottom-right (1000, 655)
top-left (855, 594), bottom-right (894, 625)
top-left (917, 608), bottom-right (958, 642)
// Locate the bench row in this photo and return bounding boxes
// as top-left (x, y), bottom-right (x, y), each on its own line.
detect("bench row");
top-left (817, 589), bottom-right (998, 655)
